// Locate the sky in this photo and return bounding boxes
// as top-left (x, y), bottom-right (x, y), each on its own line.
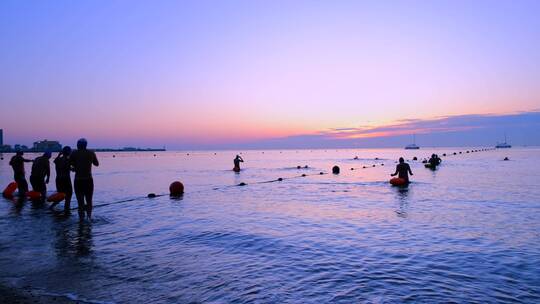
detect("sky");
top-left (1, 0), bottom-right (539, 149)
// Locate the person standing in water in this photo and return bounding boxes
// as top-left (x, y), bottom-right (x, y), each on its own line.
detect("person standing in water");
top-left (52, 146), bottom-right (73, 214)
top-left (233, 155), bottom-right (244, 172)
top-left (428, 154), bottom-right (442, 167)
top-left (70, 138), bottom-right (99, 221)
top-left (391, 157), bottom-right (413, 183)
top-left (9, 150), bottom-right (33, 195)
top-left (30, 151), bottom-right (51, 201)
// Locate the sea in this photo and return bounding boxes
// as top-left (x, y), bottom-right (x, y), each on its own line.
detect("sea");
top-left (1, 147), bottom-right (539, 303)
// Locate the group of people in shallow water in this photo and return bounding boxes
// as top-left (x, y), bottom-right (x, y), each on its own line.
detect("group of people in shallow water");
top-left (7, 144), bottom-right (433, 219)
top-left (8, 138), bottom-right (99, 221)
top-left (392, 154), bottom-right (443, 184)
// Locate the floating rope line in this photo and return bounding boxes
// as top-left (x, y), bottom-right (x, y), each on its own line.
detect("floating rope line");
top-left (89, 172), bottom-right (330, 209)
top-left (349, 163), bottom-right (386, 171)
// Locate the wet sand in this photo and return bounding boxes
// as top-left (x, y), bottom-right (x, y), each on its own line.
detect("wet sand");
top-left (0, 285), bottom-right (76, 304)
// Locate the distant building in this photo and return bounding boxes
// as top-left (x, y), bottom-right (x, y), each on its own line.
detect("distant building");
top-left (33, 139), bottom-right (62, 152)
top-left (0, 129), bottom-right (6, 152)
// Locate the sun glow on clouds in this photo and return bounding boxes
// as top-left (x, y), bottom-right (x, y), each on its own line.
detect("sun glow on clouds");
top-left (313, 111), bottom-right (539, 141)
top-left (323, 124), bottom-right (481, 140)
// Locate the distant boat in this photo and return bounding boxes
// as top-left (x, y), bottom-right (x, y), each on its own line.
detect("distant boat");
top-left (405, 135), bottom-right (420, 150)
top-left (495, 134), bottom-right (512, 149)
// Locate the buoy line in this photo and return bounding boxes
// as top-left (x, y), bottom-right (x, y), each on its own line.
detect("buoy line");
top-left (89, 172), bottom-right (329, 209)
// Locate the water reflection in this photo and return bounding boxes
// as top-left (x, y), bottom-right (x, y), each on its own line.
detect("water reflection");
top-left (8, 196), bottom-right (25, 215)
top-left (54, 221), bottom-right (94, 258)
top-left (394, 186), bottom-right (410, 218)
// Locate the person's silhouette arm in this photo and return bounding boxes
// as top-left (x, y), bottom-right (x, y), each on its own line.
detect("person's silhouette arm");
top-left (408, 165), bottom-right (413, 176)
top-left (391, 165), bottom-right (399, 176)
top-left (24, 158), bottom-right (33, 163)
top-left (92, 152), bottom-right (99, 167)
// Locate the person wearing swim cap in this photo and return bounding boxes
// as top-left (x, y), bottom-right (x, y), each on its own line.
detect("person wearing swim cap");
top-left (70, 138), bottom-right (99, 221)
top-left (52, 146), bottom-right (73, 214)
top-left (30, 151), bottom-right (52, 201)
top-left (9, 149), bottom-right (33, 196)
top-left (391, 157), bottom-right (413, 183)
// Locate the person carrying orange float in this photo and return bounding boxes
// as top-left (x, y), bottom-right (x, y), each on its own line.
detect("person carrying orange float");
top-left (9, 149), bottom-right (33, 197)
top-left (30, 151), bottom-right (51, 201)
top-left (391, 157), bottom-right (413, 184)
top-left (51, 146), bottom-right (73, 214)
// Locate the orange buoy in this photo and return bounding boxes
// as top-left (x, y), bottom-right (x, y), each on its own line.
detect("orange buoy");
top-left (169, 181), bottom-right (184, 196)
top-left (390, 177), bottom-right (407, 186)
top-left (47, 192), bottom-right (66, 203)
top-left (2, 182), bottom-right (18, 198)
top-left (26, 191), bottom-right (42, 201)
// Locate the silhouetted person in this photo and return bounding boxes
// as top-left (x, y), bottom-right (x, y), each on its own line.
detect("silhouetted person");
top-left (429, 154), bottom-right (442, 167)
top-left (30, 151), bottom-right (51, 201)
top-left (70, 138), bottom-right (99, 221)
top-left (391, 157), bottom-right (413, 183)
top-left (9, 150), bottom-right (32, 195)
top-left (52, 146), bottom-right (73, 214)
top-left (233, 155), bottom-right (244, 172)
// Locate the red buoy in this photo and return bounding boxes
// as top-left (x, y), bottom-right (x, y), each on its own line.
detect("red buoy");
top-left (26, 191), bottom-right (42, 201)
top-left (169, 181), bottom-right (184, 196)
top-left (47, 192), bottom-right (66, 203)
top-left (2, 182), bottom-right (18, 198)
top-left (389, 177), bottom-right (407, 186)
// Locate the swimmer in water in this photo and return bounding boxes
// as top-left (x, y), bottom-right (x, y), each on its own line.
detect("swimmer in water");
top-left (70, 138), bottom-right (99, 221)
top-left (233, 155), bottom-right (244, 171)
top-left (391, 157), bottom-right (413, 183)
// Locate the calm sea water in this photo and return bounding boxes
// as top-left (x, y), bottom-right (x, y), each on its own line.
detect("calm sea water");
top-left (1, 148), bottom-right (539, 303)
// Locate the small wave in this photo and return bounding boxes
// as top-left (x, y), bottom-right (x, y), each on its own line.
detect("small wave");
top-left (27, 288), bottom-right (116, 304)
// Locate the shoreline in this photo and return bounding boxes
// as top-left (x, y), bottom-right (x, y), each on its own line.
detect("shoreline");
top-left (0, 284), bottom-right (77, 304)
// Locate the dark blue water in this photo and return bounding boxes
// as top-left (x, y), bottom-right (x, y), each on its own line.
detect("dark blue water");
top-left (1, 148), bottom-right (539, 303)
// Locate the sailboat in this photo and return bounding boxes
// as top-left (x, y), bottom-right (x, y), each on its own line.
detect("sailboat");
top-left (405, 134), bottom-right (420, 150)
top-left (495, 134), bottom-right (511, 148)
